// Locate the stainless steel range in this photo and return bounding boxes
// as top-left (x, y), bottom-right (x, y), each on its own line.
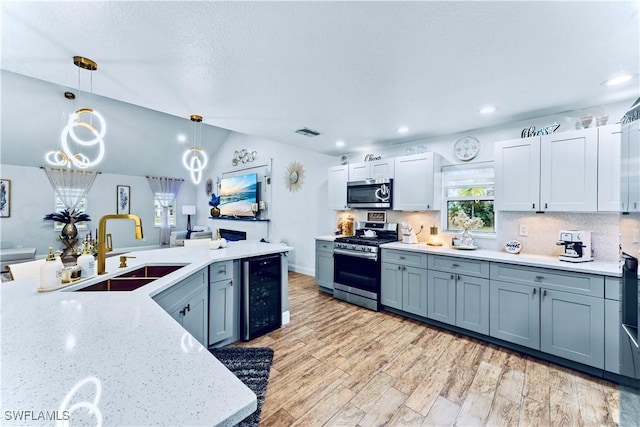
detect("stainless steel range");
top-left (333, 222), bottom-right (398, 311)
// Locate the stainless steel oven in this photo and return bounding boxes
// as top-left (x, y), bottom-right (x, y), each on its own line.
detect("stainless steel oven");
top-left (333, 222), bottom-right (398, 311)
top-left (346, 179), bottom-right (392, 209)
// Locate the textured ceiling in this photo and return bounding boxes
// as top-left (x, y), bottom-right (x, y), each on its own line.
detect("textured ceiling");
top-left (1, 1), bottom-right (639, 157)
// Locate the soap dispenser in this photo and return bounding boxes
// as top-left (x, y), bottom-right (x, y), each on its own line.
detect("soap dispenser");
top-left (77, 242), bottom-right (96, 278)
top-left (40, 247), bottom-right (63, 290)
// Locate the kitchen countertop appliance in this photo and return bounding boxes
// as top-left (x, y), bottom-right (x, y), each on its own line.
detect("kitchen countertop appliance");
top-left (333, 222), bottom-right (398, 310)
top-left (556, 230), bottom-right (593, 262)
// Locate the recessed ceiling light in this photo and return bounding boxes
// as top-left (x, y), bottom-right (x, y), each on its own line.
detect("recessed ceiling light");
top-left (397, 126), bottom-right (409, 134)
top-left (602, 74), bottom-right (635, 86)
top-left (480, 105), bottom-right (496, 114)
top-left (335, 140), bottom-right (345, 147)
top-left (176, 133), bottom-right (187, 143)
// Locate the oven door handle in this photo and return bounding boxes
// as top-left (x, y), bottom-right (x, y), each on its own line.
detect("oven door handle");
top-left (334, 248), bottom-right (378, 260)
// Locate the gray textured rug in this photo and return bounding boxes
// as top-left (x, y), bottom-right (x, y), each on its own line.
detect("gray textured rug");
top-left (210, 347), bottom-right (274, 427)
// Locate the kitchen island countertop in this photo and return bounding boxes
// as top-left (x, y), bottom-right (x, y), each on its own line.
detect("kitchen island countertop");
top-left (1, 241), bottom-right (291, 426)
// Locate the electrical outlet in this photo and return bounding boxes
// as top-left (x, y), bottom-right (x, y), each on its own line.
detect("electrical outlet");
top-left (519, 224), bottom-right (529, 237)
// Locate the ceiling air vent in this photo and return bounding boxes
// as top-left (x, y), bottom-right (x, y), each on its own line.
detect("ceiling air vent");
top-left (294, 127), bottom-right (321, 137)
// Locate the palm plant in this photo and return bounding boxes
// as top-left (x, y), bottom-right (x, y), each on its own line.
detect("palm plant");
top-left (43, 208), bottom-right (91, 224)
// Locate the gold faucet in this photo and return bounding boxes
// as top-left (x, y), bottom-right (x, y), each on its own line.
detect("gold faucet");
top-left (97, 214), bottom-right (143, 275)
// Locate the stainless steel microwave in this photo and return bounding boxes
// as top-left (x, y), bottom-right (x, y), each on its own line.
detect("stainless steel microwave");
top-left (346, 179), bottom-right (393, 209)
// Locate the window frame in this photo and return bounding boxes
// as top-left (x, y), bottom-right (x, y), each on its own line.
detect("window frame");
top-left (154, 195), bottom-right (176, 228)
top-left (442, 162), bottom-right (496, 234)
top-left (53, 189), bottom-right (88, 232)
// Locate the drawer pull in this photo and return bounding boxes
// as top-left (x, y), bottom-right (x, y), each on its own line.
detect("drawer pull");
top-left (399, 256), bottom-right (406, 260)
top-left (532, 288), bottom-right (537, 295)
top-left (535, 275), bottom-right (544, 281)
top-left (452, 263), bottom-right (459, 268)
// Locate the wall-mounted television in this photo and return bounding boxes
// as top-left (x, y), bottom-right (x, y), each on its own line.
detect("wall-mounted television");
top-left (219, 173), bottom-right (258, 217)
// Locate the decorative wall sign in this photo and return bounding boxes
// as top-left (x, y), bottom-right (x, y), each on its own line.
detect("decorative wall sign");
top-left (364, 154), bottom-right (382, 162)
top-left (116, 185), bottom-right (130, 214)
top-left (0, 179), bottom-right (10, 218)
top-left (232, 149), bottom-right (257, 166)
top-left (521, 122), bottom-right (560, 138)
top-left (284, 161), bottom-right (305, 192)
top-left (367, 211), bottom-right (387, 223)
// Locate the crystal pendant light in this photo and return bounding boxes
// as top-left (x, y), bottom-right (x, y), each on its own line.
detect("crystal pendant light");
top-left (182, 114), bottom-right (208, 184)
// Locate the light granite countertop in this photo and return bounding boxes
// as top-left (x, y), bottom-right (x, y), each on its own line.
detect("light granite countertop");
top-left (315, 235), bottom-right (620, 276)
top-left (1, 241), bottom-right (292, 426)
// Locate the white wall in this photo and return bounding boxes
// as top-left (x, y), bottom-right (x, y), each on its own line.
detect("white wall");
top-left (196, 132), bottom-right (335, 275)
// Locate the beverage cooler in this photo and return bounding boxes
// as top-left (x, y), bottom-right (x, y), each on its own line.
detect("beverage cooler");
top-left (241, 254), bottom-right (282, 341)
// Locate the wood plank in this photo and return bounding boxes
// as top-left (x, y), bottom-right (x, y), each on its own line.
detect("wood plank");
top-left (495, 368), bottom-right (525, 404)
top-left (323, 402), bottom-right (365, 426)
top-left (404, 365), bottom-right (450, 416)
top-left (387, 405), bottom-right (425, 427)
top-left (358, 387), bottom-right (407, 427)
top-left (523, 358), bottom-right (550, 403)
top-left (574, 380), bottom-right (612, 426)
top-left (455, 390), bottom-right (494, 426)
top-left (519, 396), bottom-right (550, 427)
top-left (486, 394), bottom-right (521, 427)
top-left (440, 367), bottom-right (476, 405)
top-left (349, 371), bottom-right (396, 413)
top-left (290, 385), bottom-right (355, 427)
top-left (383, 344), bottom-right (423, 379)
top-left (421, 396), bottom-right (461, 427)
top-left (260, 408), bottom-right (295, 427)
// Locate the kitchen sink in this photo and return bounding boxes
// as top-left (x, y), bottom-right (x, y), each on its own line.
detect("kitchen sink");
top-left (73, 264), bottom-right (187, 292)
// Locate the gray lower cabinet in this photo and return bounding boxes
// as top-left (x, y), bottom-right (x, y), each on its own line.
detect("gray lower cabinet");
top-left (604, 277), bottom-right (621, 374)
top-left (489, 263), bottom-right (606, 369)
top-left (153, 267), bottom-right (209, 346)
top-left (540, 288), bottom-right (604, 368)
top-left (315, 240), bottom-right (334, 291)
top-left (427, 260), bottom-right (490, 335)
top-left (209, 260), bottom-right (234, 346)
top-left (489, 281), bottom-right (539, 349)
top-left (456, 275), bottom-right (490, 335)
top-left (381, 250), bottom-right (428, 317)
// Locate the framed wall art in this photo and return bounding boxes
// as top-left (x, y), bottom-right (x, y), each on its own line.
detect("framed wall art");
top-left (0, 179), bottom-right (10, 218)
top-left (117, 185), bottom-right (130, 214)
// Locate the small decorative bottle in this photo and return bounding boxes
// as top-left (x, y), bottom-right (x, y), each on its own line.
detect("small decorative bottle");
top-left (77, 242), bottom-right (96, 278)
top-left (40, 247), bottom-right (63, 290)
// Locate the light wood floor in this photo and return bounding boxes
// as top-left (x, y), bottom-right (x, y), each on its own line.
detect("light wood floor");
top-left (237, 272), bottom-right (621, 426)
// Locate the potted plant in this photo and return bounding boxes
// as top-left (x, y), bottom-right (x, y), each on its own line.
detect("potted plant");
top-left (451, 210), bottom-right (483, 248)
top-left (43, 208), bottom-right (91, 240)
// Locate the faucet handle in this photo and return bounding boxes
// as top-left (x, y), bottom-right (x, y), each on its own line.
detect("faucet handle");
top-left (106, 233), bottom-right (113, 252)
top-left (119, 256), bottom-right (136, 268)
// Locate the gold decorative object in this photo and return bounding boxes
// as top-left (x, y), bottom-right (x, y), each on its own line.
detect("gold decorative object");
top-left (284, 161), bottom-right (305, 192)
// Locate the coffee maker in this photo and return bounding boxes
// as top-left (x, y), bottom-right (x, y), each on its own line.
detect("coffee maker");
top-left (556, 230), bottom-right (593, 262)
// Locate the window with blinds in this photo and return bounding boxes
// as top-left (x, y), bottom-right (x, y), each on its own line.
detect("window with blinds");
top-left (53, 188), bottom-right (88, 231)
top-left (443, 162), bottom-right (495, 233)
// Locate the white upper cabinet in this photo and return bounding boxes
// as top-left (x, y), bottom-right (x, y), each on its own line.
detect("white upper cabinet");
top-left (540, 128), bottom-right (598, 212)
top-left (597, 124), bottom-right (621, 212)
top-left (621, 120), bottom-right (640, 213)
top-left (495, 128), bottom-right (599, 212)
top-left (393, 153), bottom-right (441, 211)
top-left (494, 136), bottom-right (541, 211)
top-left (348, 159), bottom-right (395, 181)
top-left (328, 165), bottom-right (349, 210)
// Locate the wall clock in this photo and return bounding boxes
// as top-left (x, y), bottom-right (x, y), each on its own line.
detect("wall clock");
top-left (453, 136), bottom-right (480, 161)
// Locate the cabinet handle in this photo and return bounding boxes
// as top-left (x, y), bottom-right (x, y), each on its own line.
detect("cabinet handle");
top-left (532, 288), bottom-right (537, 295)
top-left (535, 275), bottom-right (544, 281)
top-left (452, 263), bottom-right (459, 268)
top-left (399, 256), bottom-right (405, 260)
top-left (450, 274), bottom-right (454, 280)
top-left (398, 265), bottom-right (402, 270)
top-left (229, 280), bottom-right (233, 287)
top-left (543, 289), bottom-right (547, 297)
top-left (457, 274), bottom-right (461, 281)
top-left (180, 304), bottom-right (190, 316)
top-left (544, 203), bottom-right (548, 209)
top-left (402, 266), bottom-right (406, 271)
top-left (532, 203), bottom-right (536, 209)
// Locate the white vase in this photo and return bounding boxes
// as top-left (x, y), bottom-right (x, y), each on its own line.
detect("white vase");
top-left (460, 229), bottom-right (475, 247)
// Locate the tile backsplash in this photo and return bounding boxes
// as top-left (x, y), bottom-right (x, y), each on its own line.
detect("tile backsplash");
top-left (336, 210), bottom-right (621, 262)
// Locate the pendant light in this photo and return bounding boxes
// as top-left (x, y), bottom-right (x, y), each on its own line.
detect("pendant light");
top-left (182, 114), bottom-right (208, 184)
top-left (51, 56), bottom-right (106, 169)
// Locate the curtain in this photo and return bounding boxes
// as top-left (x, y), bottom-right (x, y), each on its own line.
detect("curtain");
top-left (42, 167), bottom-right (99, 212)
top-left (146, 176), bottom-right (183, 245)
